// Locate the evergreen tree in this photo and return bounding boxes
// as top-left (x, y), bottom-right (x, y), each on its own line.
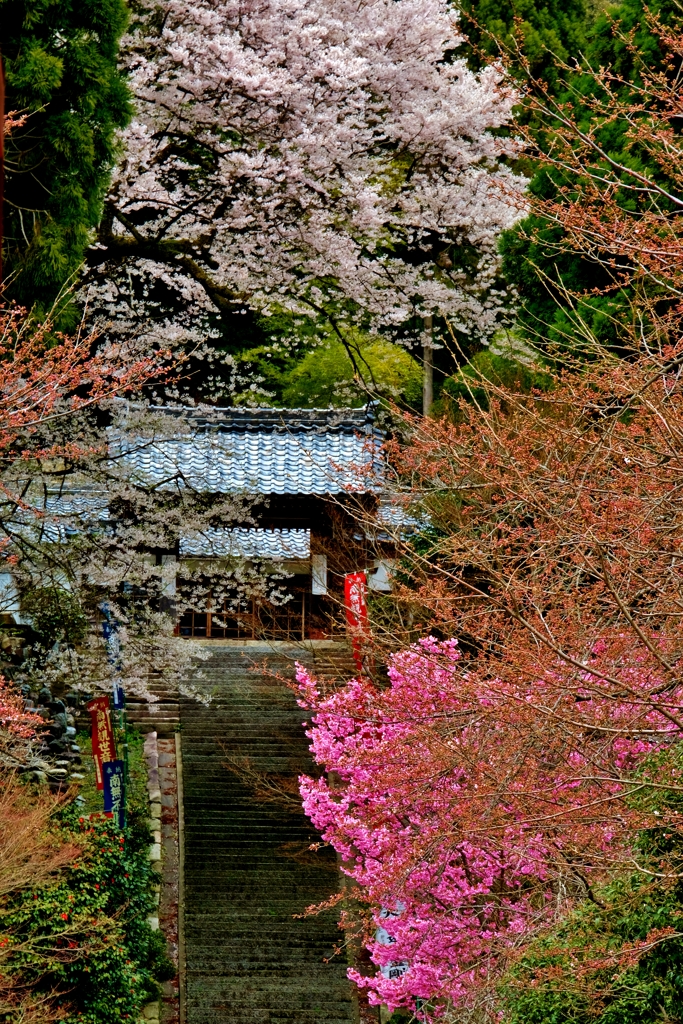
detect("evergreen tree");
top-left (500, 0), bottom-right (681, 356)
top-left (501, 806), bottom-right (683, 1024)
top-left (457, 0), bottom-right (588, 77)
top-left (1, 0), bottom-right (131, 318)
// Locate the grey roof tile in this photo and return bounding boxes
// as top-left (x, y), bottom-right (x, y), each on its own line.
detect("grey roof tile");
top-left (179, 528), bottom-right (310, 559)
top-left (112, 405), bottom-right (381, 495)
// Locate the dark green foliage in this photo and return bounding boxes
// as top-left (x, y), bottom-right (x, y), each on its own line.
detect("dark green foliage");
top-left (501, 840), bottom-right (683, 1024)
top-left (441, 348), bottom-right (552, 412)
top-left (587, 0), bottom-right (680, 80)
top-left (281, 337), bottom-right (422, 409)
top-left (0, 808), bottom-right (174, 1023)
top-left (501, 759), bottom-right (683, 1024)
top-left (500, 215), bottom-right (634, 355)
top-left (146, 927), bottom-right (177, 984)
top-left (1, 0), bottom-right (131, 317)
top-left (456, 0), bottom-right (588, 80)
top-left (21, 585), bottom-right (88, 647)
top-left (500, 0), bottom-right (681, 357)
top-left (238, 316), bottom-right (423, 409)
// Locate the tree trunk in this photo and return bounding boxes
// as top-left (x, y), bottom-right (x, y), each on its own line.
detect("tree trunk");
top-left (423, 315), bottom-right (433, 417)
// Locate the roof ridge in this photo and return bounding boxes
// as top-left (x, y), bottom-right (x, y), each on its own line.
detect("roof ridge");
top-left (145, 403), bottom-right (377, 432)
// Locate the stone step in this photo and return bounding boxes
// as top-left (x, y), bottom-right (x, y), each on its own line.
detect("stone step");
top-left (180, 644), bottom-right (355, 1024)
top-left (186, 950), bottom-right (343, 963)
top-left (186, 1013), bottom-right (353, 1024)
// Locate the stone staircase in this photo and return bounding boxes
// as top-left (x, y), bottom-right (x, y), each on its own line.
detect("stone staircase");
top-left (178, 641), bottom-right (357, 1024)
top-left (126, 671), bottom-right (181, 737)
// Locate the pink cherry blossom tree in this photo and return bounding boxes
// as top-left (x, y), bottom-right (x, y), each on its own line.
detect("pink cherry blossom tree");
top-left (297, 637), bottom-right (683, 1016)
top-left (85, 0), bottom-right (525, 363)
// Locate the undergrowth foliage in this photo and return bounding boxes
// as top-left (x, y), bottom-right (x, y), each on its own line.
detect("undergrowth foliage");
top-left (0, 678), bottom-right (172, 1024)
top-left (0, 800), bottom-right (173, 1024)
top-left (501, 785), bottom-right (683, 1024)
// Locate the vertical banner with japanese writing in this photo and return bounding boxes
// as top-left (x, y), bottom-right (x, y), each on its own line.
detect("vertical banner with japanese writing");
top-left (103, 760), bottom-right (125, 828)
top-left (376, 905), bottom-right (409, 981)
top-left (111, 680), bottom-right (125, 710)
top-left (344, 571), bottom-right (368, 675)
top-left (86, 696), bottom-right (116, 791)
top-left (101, 604), bottom-right (125, 709)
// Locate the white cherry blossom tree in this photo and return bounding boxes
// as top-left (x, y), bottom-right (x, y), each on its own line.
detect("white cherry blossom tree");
top-left (85, 0), bottom-right (525, 373)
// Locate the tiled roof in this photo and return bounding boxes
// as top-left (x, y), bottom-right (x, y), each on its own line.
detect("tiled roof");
top-left (44, 494), bottom-right (110, 521)
top-left (18, 497), bottom-right (312, 560)
top-left (179, 528), bottom-right (310, 560)
top-left (376, 501), bottom-right (425, 531)
top-left (6, 493), bottom-right (110, 544)
top-left (110, 406), bottom-right (381, 495)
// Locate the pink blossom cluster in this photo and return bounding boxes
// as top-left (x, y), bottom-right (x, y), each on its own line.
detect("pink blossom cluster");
top-left (297, 638), bottom-right (681, 1011)
top-left (0, 676), bottom-right (42, 740)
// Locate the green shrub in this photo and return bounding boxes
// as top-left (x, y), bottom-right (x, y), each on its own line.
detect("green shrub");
top-left (21, 586), bottom-right (88, 648)
top-left (0, 807), bottom-right (174, 1023)
top-left (1, 729), bottom-right (174, 1022)
top-left (281, 335), bottom-right (422, 408)
top-left (501, 814), bottom-right (683, 1024)
top-left (442, 349), bottom-right (552, 412)
top-left (239, 326), bottom-right (423, 409)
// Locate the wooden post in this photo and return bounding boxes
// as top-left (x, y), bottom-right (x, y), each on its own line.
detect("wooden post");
top-left (422, 315), bottom-right (433, 417)
top-left (175, 730), bottom-right (187, 1024)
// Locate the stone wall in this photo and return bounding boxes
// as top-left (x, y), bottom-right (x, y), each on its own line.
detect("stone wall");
top-left (143, 731), bottom-right (183, 1024)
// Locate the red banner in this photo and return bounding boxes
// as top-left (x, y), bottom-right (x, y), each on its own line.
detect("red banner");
top-left (86, 696), bottom-right (116, 791)
top-left (344, 571), bottom-right (368, 675)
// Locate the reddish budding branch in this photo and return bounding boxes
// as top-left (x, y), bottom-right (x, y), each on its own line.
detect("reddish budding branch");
top-left (0, 305), bottom-right (165, 459)
top-left (388, 349), bottom-right (683, 694)
top-left (294, 24), bottom-right (683, 1003)
top-left (516, 15), bottom-right (683, 350)
top-left (0, 54), bottom-right (5, 289)
top-left (0, 677), bottom-right (80, 906)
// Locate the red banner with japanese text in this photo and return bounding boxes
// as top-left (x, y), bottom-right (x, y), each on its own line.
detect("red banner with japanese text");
top-left (86, 696), bottom-right (116, 791)
top-left (344, 571), bottom-right (368, 675)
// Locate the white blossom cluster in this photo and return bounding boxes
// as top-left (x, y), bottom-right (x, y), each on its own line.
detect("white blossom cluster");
top-left (3, 402), bottom-right (278, 700)
top-left (87, 0), bottom-right (526, 351)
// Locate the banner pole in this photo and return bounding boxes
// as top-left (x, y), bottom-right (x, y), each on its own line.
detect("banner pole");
top-left (121, 699), bottom-right (129, 828)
